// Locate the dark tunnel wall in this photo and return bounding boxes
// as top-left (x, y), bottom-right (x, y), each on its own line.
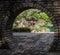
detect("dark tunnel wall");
top-left (0, 0), bottom-right (60, 52)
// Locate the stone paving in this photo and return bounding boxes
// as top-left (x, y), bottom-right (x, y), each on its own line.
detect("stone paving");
top-left (0, 50), bottom-right (60, 55)
top-left (0, 33), bottom-right (55, 55)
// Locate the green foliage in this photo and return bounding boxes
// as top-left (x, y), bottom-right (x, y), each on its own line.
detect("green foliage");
top-left (12, 9), bottom-right (55, 32)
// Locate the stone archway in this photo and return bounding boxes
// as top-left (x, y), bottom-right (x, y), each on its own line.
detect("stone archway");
top-left (0, 1), bottom-right (59, 55)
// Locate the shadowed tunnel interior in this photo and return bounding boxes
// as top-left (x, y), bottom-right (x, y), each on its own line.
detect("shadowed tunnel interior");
top-left (0, 0), bottom-right (60, 55)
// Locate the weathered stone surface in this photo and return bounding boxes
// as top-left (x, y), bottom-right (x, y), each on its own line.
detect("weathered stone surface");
top-left (5, 33), bottom-right (54, 55)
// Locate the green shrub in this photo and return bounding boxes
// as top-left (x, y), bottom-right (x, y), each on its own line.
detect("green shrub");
top-left (12, 27), bottom-right (31, 32)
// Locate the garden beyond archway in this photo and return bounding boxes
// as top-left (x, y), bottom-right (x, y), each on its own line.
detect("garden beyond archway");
top-left (12, 9), bottom-right (55, 33)
top-left (0, 1), bottom-right (59, 55)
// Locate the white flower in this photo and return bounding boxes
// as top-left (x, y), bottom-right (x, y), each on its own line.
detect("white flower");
top-left (42, 29), bottom-right (46, 32)
top-left (38, 22), bottom-right (45, 26)
top-left (45, 28), bottom-right (50, 32)
top-left (13, 23), bottom-right (16, 26)
top-left (31, 30), bottom-right (37, 33)
top-left (47, 23), bottom-right (53, 27)
top-left (16, 20), bottom-right (20, 23)
top-left (34, 24), bottom-right (40, 28)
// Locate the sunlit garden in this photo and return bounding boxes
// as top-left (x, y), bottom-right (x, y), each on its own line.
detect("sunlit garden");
top-left (12, 9), bottom-right (55, 33)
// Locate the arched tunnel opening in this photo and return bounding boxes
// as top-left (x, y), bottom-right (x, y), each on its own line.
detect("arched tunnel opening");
top-left (0, 1), bottom-right (59, 55)
top-left (1, 8), bottom-right (58, 54)
top-left (12, 8), bottom-right (56, 52)
top-left (12, 9), bottom-right (55, 33)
